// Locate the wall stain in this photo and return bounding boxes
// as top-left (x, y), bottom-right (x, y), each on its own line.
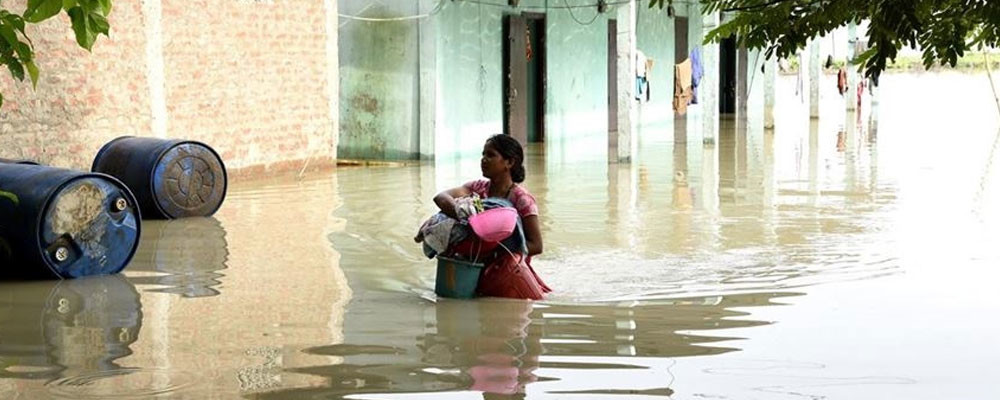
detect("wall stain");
top-left (350, 93), bottom-right (379, 114)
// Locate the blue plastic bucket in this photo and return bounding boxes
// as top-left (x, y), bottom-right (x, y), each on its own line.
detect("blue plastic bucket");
top-left (435, 256), bottom-right (485, 299)
top-left (0, 164), bottom-right (141, 279)
top-left (92, 136), bottom-right (227, 219)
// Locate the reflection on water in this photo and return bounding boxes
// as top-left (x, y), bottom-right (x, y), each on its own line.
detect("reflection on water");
top-left (0, 275), bottom-right (141, 380)
top-left (331, 112), bottom-right (896, 304)
top-left (3, 73), bottom-right (1000, 398)
top-left (253, 291), bottom-right (797, 399)
top-left (127, 218), bottom-right (229, 297)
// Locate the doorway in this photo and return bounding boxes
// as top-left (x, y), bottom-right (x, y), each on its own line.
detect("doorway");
top-left (504, 13), bottom-right (546, 145)
top-left (607, 18), bottom-right (618, 161)
top-left (719, 36), bottom-right (737, 114)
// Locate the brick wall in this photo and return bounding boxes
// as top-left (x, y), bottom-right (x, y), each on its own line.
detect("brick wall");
top-left (0, 1), bottom-right (152, 169)
top-left (0, 0), bottom-right (339, 180)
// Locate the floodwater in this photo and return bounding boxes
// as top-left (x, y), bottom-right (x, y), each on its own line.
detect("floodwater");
top-left (2, 72), bottom-right (999, 399)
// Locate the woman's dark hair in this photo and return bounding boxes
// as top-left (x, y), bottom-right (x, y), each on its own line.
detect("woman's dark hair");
top-left (486, 134), bottom-right (525, 183)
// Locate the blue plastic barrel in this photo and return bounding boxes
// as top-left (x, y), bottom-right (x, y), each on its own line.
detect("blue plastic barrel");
top-left (0, 158), bottom-right (39, 165)
top-left (91, 136), bottom-right (227, 219)
top-left (0, 164), bottom-right (141, 279)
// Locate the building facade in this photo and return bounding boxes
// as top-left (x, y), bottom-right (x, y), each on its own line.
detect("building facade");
top-left (0, 0), bottom-right (770, 178)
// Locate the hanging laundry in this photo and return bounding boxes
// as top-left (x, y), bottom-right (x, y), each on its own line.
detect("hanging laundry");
top-left (635, 50), bottom-right (650, 101)
top-left (837, 68), bottom-right (848, 95)
top-left (689, 48), bottom-right (703, 104)
top-left (673, 58), bottom-right (693, 115)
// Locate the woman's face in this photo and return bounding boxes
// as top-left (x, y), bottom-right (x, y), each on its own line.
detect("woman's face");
top-left (481, 143), bottom-right (511, 179)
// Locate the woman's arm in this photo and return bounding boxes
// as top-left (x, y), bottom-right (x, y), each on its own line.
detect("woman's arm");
top-left (433, 185), bottom-right (472, 219)
top-left (522, 215), bottom-right (543, 257)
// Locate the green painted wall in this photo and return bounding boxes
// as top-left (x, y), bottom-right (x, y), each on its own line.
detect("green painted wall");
top-left (543, 1), bottom-right (612, 165)
top-left (434, 1), bottom-right (505, 161)
top-left (339, 0), bottom-right (705, 163)
top-left (636, 4), bottom-right (674, 133)
top-left (338, 1), bottom-right (421, 160)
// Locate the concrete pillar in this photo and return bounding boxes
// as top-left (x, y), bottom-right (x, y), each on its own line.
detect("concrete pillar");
top-left (736, 46), bottom-right (749, 120)
top-left (764, 56), bottom-right (777, 129)
top-left (808, 119), bottom-right (820, 204)
top-left (809, 39), bottom-right (820, 119)
top-left (700, 141), bottom-right (719, 213)
top-left (846, 22), bottom-right (857, 111)
top-left (615, 0), bottom-right (637, 163)
top-left (701, 11), bottom-right (720, 144)
top-left (844, 108), bottom-right (858, 190)
top-left (418, 0), bottom-right (438, 160)
top-left (762, 126), bottom-right (777, 208)
top-left (325, 0), bottom-right (340, 158)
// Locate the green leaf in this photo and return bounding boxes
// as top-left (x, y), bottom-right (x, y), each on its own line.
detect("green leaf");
top-left (63, 0), bottom-right (76, 11)
top-left (26, 0), bottom-right (46, 14)
top-left (0, 22), bottom-right (18, 47)
top-left (0, 93), bottom-right (3, 110)
top-left (78, 0), bottom-right (98, 13)
top-left (67, 7), bottom-right (96, 50)
top-left (98, 0), bottom-right (111, 15)
top-left (13, 41), bottom-right (32, 62)
top-left (90, 12), bottom-right (108, 35)
top-left (3, 14), bottom-right (25, 34)
top-left (0, 190), bottom-right (18, 206)
top-left (6, 59), bottom-right (24, 81)
top-left (25, 59), bottom-right (38, 88)
top-left (24, 0), bottom-right (63, 23)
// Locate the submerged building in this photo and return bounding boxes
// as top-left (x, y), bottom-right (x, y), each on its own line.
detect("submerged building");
top-left (0, 0), bottom-right (768, 176)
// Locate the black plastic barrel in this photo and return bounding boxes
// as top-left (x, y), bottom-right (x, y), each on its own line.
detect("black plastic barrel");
top-left (0, 164), bottom-right (141, 279)
top-left (91, 136), bottom-right (227, 219)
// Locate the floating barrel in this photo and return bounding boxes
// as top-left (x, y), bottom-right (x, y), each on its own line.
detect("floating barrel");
top-left (92, 136), bottom-right (227, 219)
top-left (0, 164), bottom-right (141, 279)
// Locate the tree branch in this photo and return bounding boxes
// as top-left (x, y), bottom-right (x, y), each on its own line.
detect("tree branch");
top-left (722, 0), bottom-right (822, 12)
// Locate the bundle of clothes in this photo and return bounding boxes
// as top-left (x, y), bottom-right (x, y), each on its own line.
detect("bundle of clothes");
top-left (673, 48), bottom-right (704, 115)
top-left (416, 195), bottom-right (549, 299)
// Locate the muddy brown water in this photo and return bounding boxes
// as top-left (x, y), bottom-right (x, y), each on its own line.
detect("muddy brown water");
top-left (1, 72), bottom-right (998, 399)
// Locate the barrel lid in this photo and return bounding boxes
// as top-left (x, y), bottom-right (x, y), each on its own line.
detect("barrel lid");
top-left (151, 142), bottom-right (227, 218)
top-left (40, 176), bottom-right (141, 278)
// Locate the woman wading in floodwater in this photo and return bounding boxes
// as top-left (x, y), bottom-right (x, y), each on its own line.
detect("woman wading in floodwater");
top-left (430, 134), bottom-right (551, 300)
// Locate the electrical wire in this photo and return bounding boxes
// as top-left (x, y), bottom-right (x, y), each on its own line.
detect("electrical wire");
top-left (338, 0), bottom-right (446, 22)
top-left (455, 0), bottom-right (631, 11)
top-left (562, 0), bottom-right (601, 25)
top-left (338, 0), bottom-right (634, 23)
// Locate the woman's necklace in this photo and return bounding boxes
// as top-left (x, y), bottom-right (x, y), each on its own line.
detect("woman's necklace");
top-left (491, 182), bottom-right (515, 198)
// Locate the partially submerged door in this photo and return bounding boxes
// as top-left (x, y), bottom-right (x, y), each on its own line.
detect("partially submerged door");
top-left (720, 36), bottom-right (737, 114)
top-left (674, 17), bottom-right (688, 64)
top-left (504, 15), bottom-right (528, 145)
top-left (608, 18), bottom-right (618, 162)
